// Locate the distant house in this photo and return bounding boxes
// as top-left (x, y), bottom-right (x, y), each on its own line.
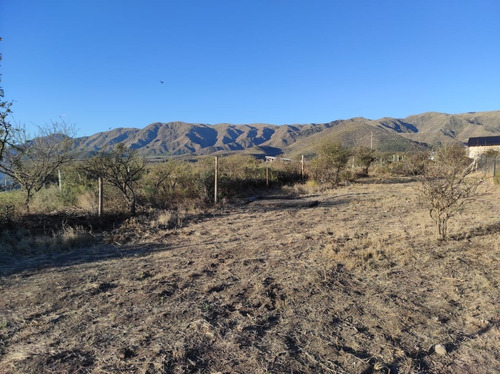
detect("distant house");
top-left (467, 136), bottom-right (500, 159)
top-left (265, 156), bottom-right (292, 163)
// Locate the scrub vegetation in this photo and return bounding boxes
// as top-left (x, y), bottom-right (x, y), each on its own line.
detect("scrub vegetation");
top-left (0, 123), bottom-right (498, 373)
top-left (0, 176), bottom-right (498, 373)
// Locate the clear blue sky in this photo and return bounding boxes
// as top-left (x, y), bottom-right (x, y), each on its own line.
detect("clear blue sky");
top-left (1, 0), bottom-right (500, 136)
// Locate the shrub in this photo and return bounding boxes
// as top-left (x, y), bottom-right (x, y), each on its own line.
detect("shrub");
top-left (416, 144), bottom-right (486, 240)
top-left (309, 142), bottom-right (351, 186)
top-left (354, 147), bottom-right (376, 176)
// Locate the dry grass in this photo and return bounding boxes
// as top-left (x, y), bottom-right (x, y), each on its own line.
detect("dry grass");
top-left (0, 224), bottom-right (95, 257)
top-left (0, 178), bottom-right (498, 373)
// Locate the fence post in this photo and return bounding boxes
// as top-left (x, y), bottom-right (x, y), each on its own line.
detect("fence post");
top-left (98, 176), bottom-right (103, 217)
top-left (494, 156), bottom-right (497, 177)
top-left (58, 169), bottom-right (62, 193)
top-left (301, 155), bottom-right (304, 181)
top-left (214, 156), bottom-right (218, 205)
top-left (266, 165), bottom-right (269, 189)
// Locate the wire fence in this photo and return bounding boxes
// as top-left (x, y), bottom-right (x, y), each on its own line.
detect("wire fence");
top-left (476, 154), bottom-right (498, 177)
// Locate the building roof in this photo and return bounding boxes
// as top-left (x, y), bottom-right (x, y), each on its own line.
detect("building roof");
top-left (467, 136), bottom-right (500, 147)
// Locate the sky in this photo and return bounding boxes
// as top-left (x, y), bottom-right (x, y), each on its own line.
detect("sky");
top-left (1, 0), bottom-right (500, 137)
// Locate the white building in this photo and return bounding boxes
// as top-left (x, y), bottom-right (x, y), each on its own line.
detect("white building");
top-left (467, 136), bottom-right (500, 159)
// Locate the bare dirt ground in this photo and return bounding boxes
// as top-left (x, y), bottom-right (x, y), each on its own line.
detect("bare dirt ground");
top-left (0, 179), bottom-right (499, 373)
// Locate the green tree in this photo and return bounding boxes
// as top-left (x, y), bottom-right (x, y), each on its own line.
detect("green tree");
top-left (83, 144), bottom-right (147, 216)
top-left (142, 160), bottom-right (192, 209)
top-left (354, 147), bottom-right (376, 176)
top-left (312, 142), bottom-right (351, 186)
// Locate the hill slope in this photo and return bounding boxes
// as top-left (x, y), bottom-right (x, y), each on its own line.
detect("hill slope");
top-left (73, 111), bottom-right (500, 157)
top-left (382, 111), bottom-right (500, 145)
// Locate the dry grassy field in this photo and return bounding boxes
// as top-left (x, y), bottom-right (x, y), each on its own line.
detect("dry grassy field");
top-left (0, 178), bottom-right (499, 373)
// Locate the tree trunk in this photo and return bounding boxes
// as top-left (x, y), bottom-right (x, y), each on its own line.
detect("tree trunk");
top-left (129, 196), bottom-right (136, 216)
top-left (127, 188), bottom-right (137, 216)
top-left (24, 189), bottom-right (32, 214)
top-left (436, 216), bottom-right (448, 241)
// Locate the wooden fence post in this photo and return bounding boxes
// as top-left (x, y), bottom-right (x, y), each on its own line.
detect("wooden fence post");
top-left (301, 155), bottom-right (304, 181)
top-left (98, 176), bottom-right (103, 217)
top-left (58, 169), bottom-right (62, 193)
top-left (214, 156), bottom-right (218, 205)
top-left (266, 165), bottom-right (269, 189)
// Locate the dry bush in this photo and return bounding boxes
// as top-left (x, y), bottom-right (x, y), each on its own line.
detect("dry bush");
top-left (82, 144), bottom-right (146, 216)
top-left (140, 159), bottom-right (214, 210)
top-left (308, 142), bottom-right (351, 186)
top-left (218, 154), bottom-right (263, 181)
top-left (141, 156), bottom-right (303, 211)
top-left (369, 152), bottom-right (426, 177)
top-left (353, 146), bottom-right (377, 176)
top-left (30, 186), bottom-right (66, 213)
top-left (0, 190), bottom-right (23, 224)
top-left (417, 145), bottom-right (487, 240)
top-left (286, 180), bottom-right (323, 195)
top-left (0, 224), bottom-right (94, 257)
top-left (76, 190), bottom-right (98, 213)
top-left (75, 185), bottom-right (126, 215)
top-left (149, 209), bottom-right (188, 230)
top-left (267, 158), bottom-right (302, 186)
top-left (96, 183), bottom-right (134, 214)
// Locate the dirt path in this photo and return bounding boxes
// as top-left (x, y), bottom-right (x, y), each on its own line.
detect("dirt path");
top-left (1, 181), bottom-right (499, 373)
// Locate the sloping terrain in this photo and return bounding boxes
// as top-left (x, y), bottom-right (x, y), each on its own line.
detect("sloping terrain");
top-left (73, 122), bottom-right (336, 158)
top-left (73, 111), bottom-right (500, 158)
top-left (284, 118), bottom-right (425, 158)
top-left (386, 111), bottom-right (500, 145)
top-left (1, 180), bottom-right (499, 373)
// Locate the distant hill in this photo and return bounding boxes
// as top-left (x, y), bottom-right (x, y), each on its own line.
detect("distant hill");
top-left (73, 121), bottom-right (337, 158)
top-left (381, 111), bottom-right (500, 145)
top-left (73, 111), bottom-right (500, 158)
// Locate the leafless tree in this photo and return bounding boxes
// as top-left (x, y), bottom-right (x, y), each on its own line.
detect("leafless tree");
top-left (0, 38), bottom-right (13, 161)
top-left (0, 122), bottom-right (76, 212)
top-left (417, 144), bottom-right (487, 240)
top-left (82, 143), bottom-right (147, 216)
top-left (0, 98), bottom-right (12, 161)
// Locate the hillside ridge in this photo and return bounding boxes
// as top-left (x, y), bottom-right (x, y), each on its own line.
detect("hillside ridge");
top-left (73, 111), bottom-right (500, 157)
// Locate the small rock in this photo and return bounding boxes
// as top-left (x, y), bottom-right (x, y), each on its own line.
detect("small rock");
top-left (434, 344), bottom-right (447, 355)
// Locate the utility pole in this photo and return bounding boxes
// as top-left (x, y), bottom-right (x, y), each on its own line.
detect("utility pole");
top-left (370, 131), bottom-right (373, 150)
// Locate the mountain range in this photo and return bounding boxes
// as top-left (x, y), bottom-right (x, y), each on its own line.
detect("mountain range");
top-left (73, 111), bottom-right (500, 159)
